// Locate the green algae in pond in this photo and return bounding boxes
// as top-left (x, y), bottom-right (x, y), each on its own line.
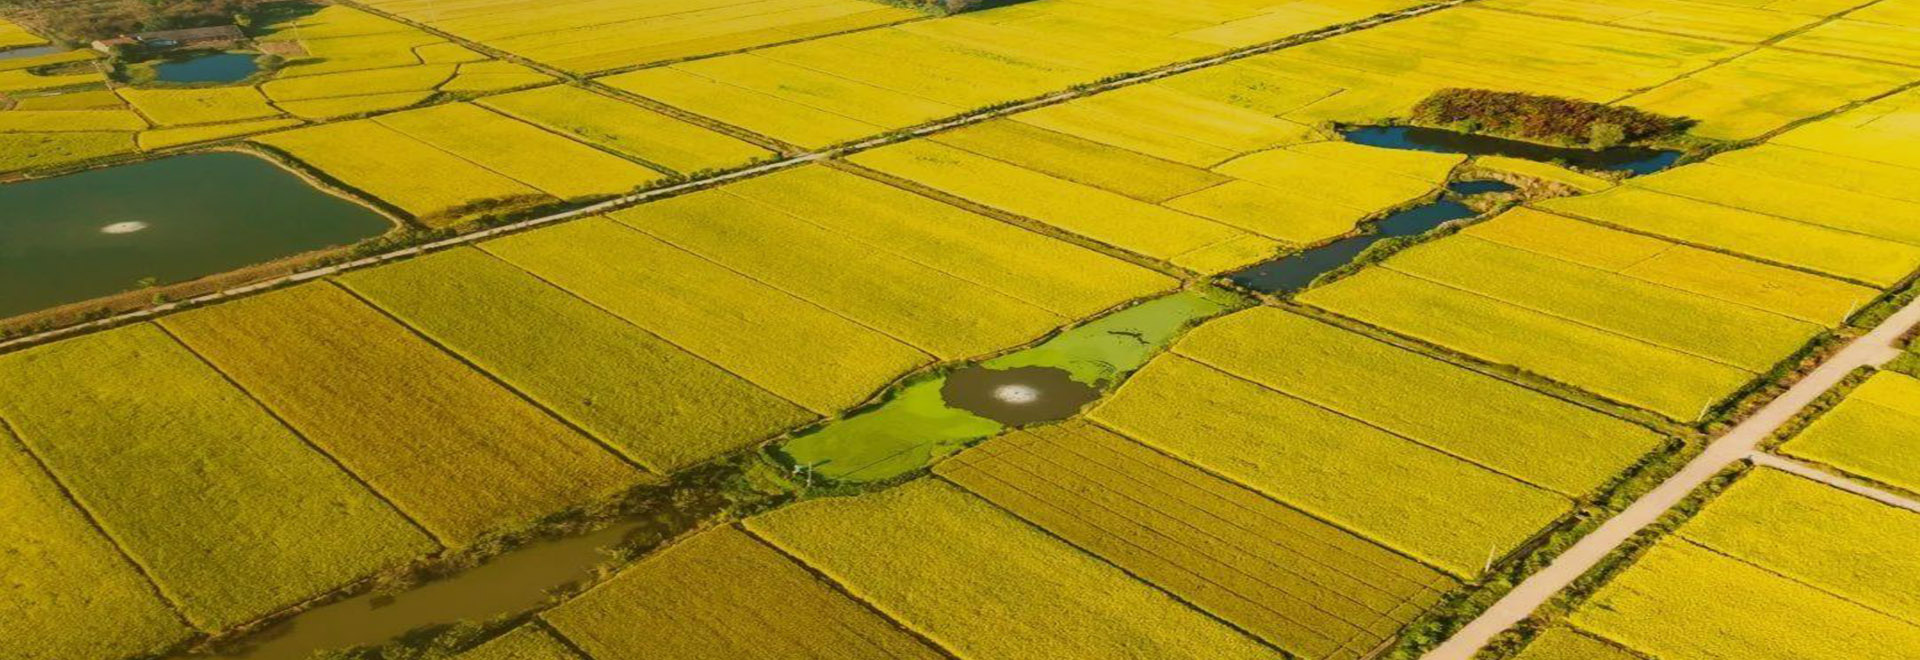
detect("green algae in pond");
top-left (776, 287), bottom-right (1246, 483)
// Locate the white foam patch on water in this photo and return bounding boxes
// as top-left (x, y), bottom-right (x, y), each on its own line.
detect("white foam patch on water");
top-left (100, 221), bottom-right (149, 234)
top-left (992, 384), bottom-right (1040, 405)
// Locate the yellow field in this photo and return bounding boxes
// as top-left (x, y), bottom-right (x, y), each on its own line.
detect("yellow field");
top-left (0, 17), bottom-right (47, 49)
top-left (160, 284), bottom-right (643, 545)
top-left (10, 89), bottom-right (123, 110)
top-left (252, 120), bottom-right (551, 223)
top-left (1013, 85), bottom-right (1321, 167)
top-left (1622, 48), bottom-right (1914, 141)
top-left (0, 109), bottom-right (146, 132)
top-left (137, 118), bottom-right (304, 151)
top-left (1475, 156), bottom-right (1613, 192)
top-left (375, 103), bottom-right (664, 200)
top-left (1782, 371), bottom-right (1920, 494)
top-left (0, 131), bottom-right (136, 173)
top-left (746, 479), bottom-right (1275, 658)
top-left (274, 90), bottom-right (435, 120)
top-left (546, 526), bottom-right (941, 659)
top-left (927, 118), bottom-right (1229, 203)
top-left (117, 87), bottom-right (280, 126)
top-left (478, 85), bottom-right (771, 175)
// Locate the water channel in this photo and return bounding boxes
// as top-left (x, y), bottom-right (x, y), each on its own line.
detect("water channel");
top-left (1342, 125), bottom-right (1683, 175)
top-left (0, 151), bottom-right (391, 319)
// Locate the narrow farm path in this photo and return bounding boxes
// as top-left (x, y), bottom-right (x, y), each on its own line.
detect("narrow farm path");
top-left (1747, 452), bottom-right (1920, 514)
top-left (1422, 293), bottom-right (1920, 660)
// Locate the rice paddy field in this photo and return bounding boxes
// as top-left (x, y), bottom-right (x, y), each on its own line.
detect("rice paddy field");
top-left (5, 0), bottom-right (1920, 656)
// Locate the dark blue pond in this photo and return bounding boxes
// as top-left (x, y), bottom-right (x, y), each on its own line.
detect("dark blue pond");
top-left (154, 52), bottom-right (259, 83)
top-left (1447, 179), bottom-right (1520, 195)
top-left (1343, 125), bottom-right (1682, 176)
top-left (1228, 199), bottom-right (1477, 293)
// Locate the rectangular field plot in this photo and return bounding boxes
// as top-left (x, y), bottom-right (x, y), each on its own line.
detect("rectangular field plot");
top-left (0, 324), bottom-right (434, 630)
top-left (928, 118), bottom-right (1228, 204)
top-left (253, 120), bottom-right (550, 226)
top-left (1512, 627), bottom-right (1643, 660)
top-left (1571, 539), bottom-right (1920, 660)
top-left (1174, 307), bottom-right (1663, 496)
top-left (1630, 163), bottom-right (1920, 249)
top-left (1772, 87), bottom-right (1920, 169)
top-left (340, 248), bottom-right (813, 473)
top-left (1464, 208), bottom-right (1878, 325)
top-left (937, 423), bottom-right (1458, 660)
top-left (1090, 353), bottom-right (1571, 577)
top-left (478, 85), bottom-right (771, 175)
top-left (1541, 187), bottom-right (1920, 288)
top-left (0, 430), bottom-right (192, 659)
top-left (160, 283), bottom-right (642, 545)
top-left (358, 0), bottom-right (921, 75)
top-left (745, 479), bottom-right (1274, 659)
top-left (1299, 268), bottom-right (1756, 421)
top-left (1620, 48), bottom-right (1914, 141)
top-left (545, 526), bottom-right (941, 660)
top-left (482, 217), bottom-right (931, 414)
top-left (715, 165), bottom-right (1176, 319)
top-left (610, 183), bottom-right (1064, 360)
top-left (1379, 235), bottom-right (1824, 372)
top-left (1780, 371), bottom-right (1920, 495)
top-left (1679, 467), bottom-right (1920, 623)
top-left (374, 103), bottom-right (665, 201)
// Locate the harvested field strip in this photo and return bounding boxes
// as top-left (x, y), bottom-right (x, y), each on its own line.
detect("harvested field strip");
top-left (1090, 353), bottom-right (1572, 577)
top-left (745, 479), bottom-right (1276, 659)
top-left (1540, 187), bottom-right (1920, 288)
top-left (1572, 539), bottom-right (1920, 660)
top-left (374, 103), bottom-right (664, 201)
top-left (339, 248), bottom-right (813, 473)
top-left (1679, 467), bottom-right (1920, 624)
top-left (938, 422), bottom-right (1456, 659)
top-left (1380, 235), bottom-right (1825, 372)
top-left (848, 140), bottom-right (1272, 271)
top-left (1299, 268), bottom-right (1758, 421)
top-left (1463, 208), bottom-right (1878, 326)
top-left (926, 119), bottom-right (1229, 204)
top-left (1781, 371), bottom-right (1920, 494)
top-left (719, 166), bottom-right (1177, 319)
top-left (160, 283), bottom-right (642, 545)
top-left (252, 120), bottom-right (548, 223)
top-left (1174, 307), bottom-right (1663, 496)
top-left (610, 188), bottom-right (1065, 360)
top-left (0, 428), bottom-right (192, 659)
top-left (544, 526), bottom-right (943, 660)
top-left (481, 217), bottom-right (930, 414)
top-left (0, 323), bottom-right (435, 630)
top-left (477, 85), bottom-right (771, 175)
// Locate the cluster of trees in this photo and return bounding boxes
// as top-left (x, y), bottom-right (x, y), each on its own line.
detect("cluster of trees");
top-left (0, 0), bottom-right (276, 42)
top-left (1410, 88), bottom-right (1691, 148)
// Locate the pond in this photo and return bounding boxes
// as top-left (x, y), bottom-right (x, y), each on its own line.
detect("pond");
top-left (153, 52), bottom-right (259, 83)
top-left (0, 151), bottom-right (392, 319)
top-left (0, 45), bottom-right (64, 60)
top-left (1342, 125), bottom-right (1682, 175)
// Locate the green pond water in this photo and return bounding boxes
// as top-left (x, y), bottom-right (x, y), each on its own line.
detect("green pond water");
top-left (0, 151), bottom-right (392, 319)
top-left (777, 287), bottom-right (1248, 483)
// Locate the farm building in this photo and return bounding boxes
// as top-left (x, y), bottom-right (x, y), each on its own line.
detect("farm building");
top-left (92, 25), bottom-right (245, 52)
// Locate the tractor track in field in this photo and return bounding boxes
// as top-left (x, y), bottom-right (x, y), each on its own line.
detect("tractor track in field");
top-left (0, 0), bottom-right (1477, 356)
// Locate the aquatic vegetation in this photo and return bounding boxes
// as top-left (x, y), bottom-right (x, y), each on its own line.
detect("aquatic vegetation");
top-left (160, 283), bottom-right (643, 545)
top-left (546, 526), bottom-right (942, 659)
top-left (1781, 371), bottom-right (1920, 495)
top-left (0, 324), bottom-right (435, 629)
top-left (939, 422), bottom-right (1459, 659)
top-left (478, 85), bottom-right (771, 175)
top-left (1092, 353), bottom-right (1572, 576)
top-left (746, 479), bottom-right (1276, 659)
top-left (1175, 307), bottom-right (1663, 496)
top-left (340, 247), bottom-right (813, 473)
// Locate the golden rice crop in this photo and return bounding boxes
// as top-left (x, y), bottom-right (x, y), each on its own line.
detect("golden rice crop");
top-left (10, 89), bottom-right (124, 110)
top-left (1382, 236), bottom-right (1824, 372)
top-left (0, 18), bottom-right (47, 49)
top-left (749, 32), bottom-right (1070, 110)
top-left (1772, 87), bottom-right (1920, 168)
top-left (1013, 85), bottom-right (1321, 166)
top-left (0, 430), bottom-right (193, 658)
top-left (0, 131), bottom-right (135, 173)
top-left (1175, 307), bottom-right (1663, 496)
top-left (673, 54), bottom-right (960, 129)
top-left (0, 68), bottom-right (105, 93)
top-left (414, 42), bottom-right (488, 65)
top-left (452, 626), bottom-right (580, 660)
top-left (138, 118), bottom-right (303, 151)
top-left (545, 526), bottom-right (941, 660)
top-left (1781, 371), bottom-right (1920, 494)
top-left (0, 323), bottom-right (435, 630)
top-left (929, 119), bottom-right (1228, 203)
top-left (1572, 539), bottom-right (1920, 659)
top-left (599, 66), bottom-right (885, 149)
top-left (253, 119), bottom-right (547, 222)
top-left (1680, 467), bottom-right (1920, 622)
top-left (0, 109), bottom-right (146, 132)
top-left (375, 103), bottom-right (663, 200)
top-left (481, 217), bottom-right (930, 414)
top-left (1511, 626), bottom-right (1641, 660)
top-left (1708, 144), bottom-right (1920, 204)
top-left (1633, 163), bottom-right (1920, 248)
top-left (339, 247), bottom-right (813, 473)
top-left (1619, 48), bottom-right (1912, 140)
top-left (261, 64), bottom-right (456, 102)
top-left (610, 187), bottom-right (1064, 360)
top-left (1299, 268), bottom-right (1756, 420)
top-left (1164, 179), bottom-right (1378, 245)
top-left (438, 60), bottom-right (553, 93)
top-left (746, 479), bottom-right (1276, 659)
top-left (849, 140), bottom-right (1253, 266)
top-left (1475, 156), bottom-right (1612, 192)
top-left (1541, 188), bottom-right (1920, 287)
top-left (117, 87), bottom-right (280, 126)
top-left (1172, 234), bottom-right (1286, 274)
top-left (938, 422), bottom-right (1457, 659)
top-left (1152, 60), bottom-right (1346, 117)
top-left (1091, 353), bottom-right (1572, 576)
top-left (1210, 144), bottom-right (1453, 211)
top-left (718, 165), bottom-right (1176, 319)
top-left (160, 283), bottom-right (642, 545)
top-left (478, 85), bottom-right (769, 175)
top-left (274, 91), bottom-right (434, 120)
